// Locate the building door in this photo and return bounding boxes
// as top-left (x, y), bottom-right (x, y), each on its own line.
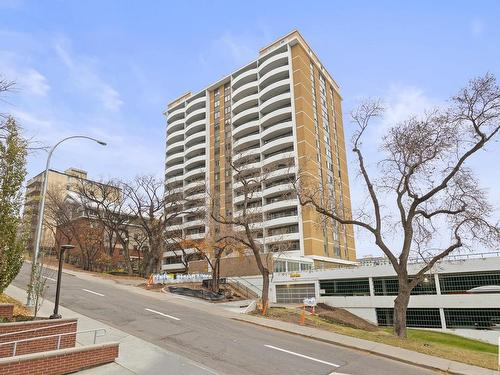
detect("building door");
top-left (275, 283), bottom-right (316, 304)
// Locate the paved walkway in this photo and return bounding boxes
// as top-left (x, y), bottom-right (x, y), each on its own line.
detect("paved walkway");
top-left (5, 284), bottom-right (217, 375)
top-left (234, 314), bottom-right (499, 375)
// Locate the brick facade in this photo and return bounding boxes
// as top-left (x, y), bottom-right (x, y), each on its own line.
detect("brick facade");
top-left (0, 304), bottom-right (14, 320)
top-left (0, 342), bottom-right (119, 375)
top-left (0, 319), bottom-right (77, 358)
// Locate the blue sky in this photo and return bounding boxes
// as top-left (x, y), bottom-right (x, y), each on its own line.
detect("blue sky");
top-left (1, 0), bottom-right (499, 256)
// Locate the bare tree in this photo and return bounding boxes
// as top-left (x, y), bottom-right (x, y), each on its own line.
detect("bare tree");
top-left (297, 74), bottom-right (500, 337)
top-left (76, 180), bottom-right (135, 274)
top-left (181, 220), bottom-right (241, 293)
top-left (45, 188), bottom-right (106, 271)
top-left (123, 175), bottom-right (184, 276)
top-left (210, 159), bottom-right (293, 313)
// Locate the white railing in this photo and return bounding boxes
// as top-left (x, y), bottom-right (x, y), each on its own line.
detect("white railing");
top-left (0, 328), bottom-right (106, 357)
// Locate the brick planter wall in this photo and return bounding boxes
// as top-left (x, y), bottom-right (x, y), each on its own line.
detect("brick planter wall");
top-left (0, 342), bottom-right (119, 375)
top-left (0, 318), bottom-right (77, 358)
top-left (0, 304), bottom-right (14, 320)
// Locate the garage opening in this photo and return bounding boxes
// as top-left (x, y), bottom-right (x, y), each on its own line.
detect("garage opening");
top-left (275, 283), bottom-right (316, 304)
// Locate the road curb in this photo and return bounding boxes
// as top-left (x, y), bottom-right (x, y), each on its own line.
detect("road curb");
top-left (231, 316), bottom-right (498, 375)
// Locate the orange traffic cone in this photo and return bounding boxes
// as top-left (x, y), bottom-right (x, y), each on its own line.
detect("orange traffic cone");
top-left (300, 305), bottom-right (306, 325)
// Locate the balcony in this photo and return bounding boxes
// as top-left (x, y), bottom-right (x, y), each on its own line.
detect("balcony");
top-left (262, 151), bottom-right (295, 169)
top-left (233, 132), bottom-right (261, 153)
top-left (259, 65), bottom-right (289, 91)
top-left (184, 179), bottom-right (206, 192)
top-left (165, 162), bottom-right (184, 176)
top-left (261, 135), bottom-right (294, 155)
top-left (232, 80), bottom-right (259, 103)
top-left (162, 263), bottom-right (186, 272)
top-left (233, 206), bottom-right (262, 218)
top-left (186, 95), bottom-right (206, 115)
top-left (185, 118), bottom-right (206, 137)
top-left (184, 166), bottom-right (206, 180)
top-left (232, 93), bottom-right (259, 115)
top-left (264, 215), bottom-right (299, 229)
top-left (232, 106), bottom-right (259, 127)
top-left (185, 107), bottom-right (206, 125)
top-left (165, 223), bottom-right (183, 232)
top-left (260, 106), bottom-right (292, 129)
top-left (260, 92), bottom-right (291, 116)
top-left (232, 160), bottom-right (261, 176)
top-left (167, 118), bottom-right (184, 135)
top-left (234, 190), bottom-right (262, 204)
top-left (233, 146), bottom-right (260, 163)
top-left (260, 77), bottom-right (291, 103)
top-left (183, 219), bottom-right (205, 229)
top-left (184, 154), bottom-right (206, 170)
top-left (166, 153), bottom-right (184, 167)
top-left (264, 232), bottom-right (300, 244)
top-left (232, 67), bottom-right (258, 90)
top-left (261, 121), bottom-right (293, 141)
top-left (258, 51), bottom-right (288, 77)
top-left (185, 232), bottom-right (206, 240)
top-left (263, 198), bottom-right (299, 213)
top-left (165, 175), bottom-right (184, 187)
top-left (166, 140), bottom-right (184, 157)
top-left (166, 127), bottom-right (184, 145)
top-left (185, 141), bottom-right (206, 159)
top-left (232, 120), bottom-right (259, 139)
top-left (262, 182), bottom-right (294, 198)
top-left (167, 106), bottom-right (185, 123)
top-left (185, 132), bottom-right (205, 148)
top-left (265, 165), bottom-right (297, 180)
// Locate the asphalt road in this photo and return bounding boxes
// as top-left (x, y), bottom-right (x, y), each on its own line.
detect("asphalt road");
top-left (13, 264), bottom-right (435, 375)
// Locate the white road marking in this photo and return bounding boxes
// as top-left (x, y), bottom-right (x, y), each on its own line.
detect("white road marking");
top-left (82, 288), bottom-right (105, 297)
top-left (44, 276), bottom-right (56, 282)
top-left (264, 344), bottom-right (340, 368)
top-left (145, 308), bottom-right (180, 321)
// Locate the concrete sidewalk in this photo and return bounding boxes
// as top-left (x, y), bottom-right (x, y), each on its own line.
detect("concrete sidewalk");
top-left (234, 314), bottom-right (499, 375)
top-left (5, 284), bottom-right (218, 375)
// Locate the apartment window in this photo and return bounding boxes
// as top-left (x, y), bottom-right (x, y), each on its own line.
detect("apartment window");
top-left (376, 308), bottom-right (442, 328)
top-left (287, 262), bottom-right (300, 272)
top-left (268, 224), bottom-right (298, 236)
top-left (319, 278), bottom-right (370, 297)
top-left (214, 100), bottom-right (219, 108)
top-left (164, 256), bottom-right (183, 265)
top-left (274, 260), bottom-right (286, 272)
top-left (300, 263), bottom-right (312, 271)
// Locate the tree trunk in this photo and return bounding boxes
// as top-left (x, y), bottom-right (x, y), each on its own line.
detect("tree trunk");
top-left (393, 282), bottom-right (411, 338)
top-left (261, 268), bottom-right (270, 314)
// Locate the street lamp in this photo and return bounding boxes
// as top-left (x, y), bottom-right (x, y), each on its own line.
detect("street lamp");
top-left (50, 244), bottom-right (75, 319)
top-left (27, 135), bottom-right (107, 306)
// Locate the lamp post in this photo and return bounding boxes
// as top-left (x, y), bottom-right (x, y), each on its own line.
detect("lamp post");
top-left (50, 244), bottom-right (75, 319)
top-left (27, 135), bottom-right (107, 306)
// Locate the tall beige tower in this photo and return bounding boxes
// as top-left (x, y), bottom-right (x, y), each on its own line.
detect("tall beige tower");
top-left (163, 31), bottom-right (356, 273)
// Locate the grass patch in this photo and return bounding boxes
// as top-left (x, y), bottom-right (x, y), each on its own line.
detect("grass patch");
top-left (259, 307), bottom-right (499, 370)
top-left (404, 328), bottom-right (498, 354)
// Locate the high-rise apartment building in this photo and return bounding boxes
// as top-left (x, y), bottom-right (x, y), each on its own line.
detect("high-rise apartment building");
top-left (163, 30), bottom-right (356, 274)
